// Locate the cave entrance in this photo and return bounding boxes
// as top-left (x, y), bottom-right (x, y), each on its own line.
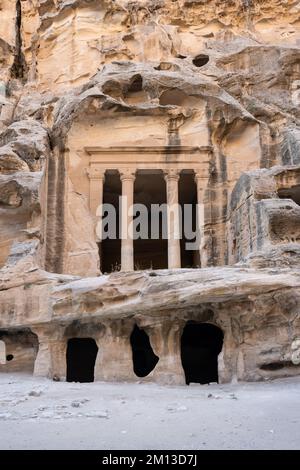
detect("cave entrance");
top-left (130, 325), bottom-right (159, 377)
top-left (0, 329), bottom-right (38, 373)
top-left (181, 322), bottom-right (224, 385)
top-left (66, 338), bottom-right (98, 383)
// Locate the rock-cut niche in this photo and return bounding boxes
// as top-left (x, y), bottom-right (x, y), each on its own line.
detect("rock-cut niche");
top-left (0, 330), bottom-right (38, 372)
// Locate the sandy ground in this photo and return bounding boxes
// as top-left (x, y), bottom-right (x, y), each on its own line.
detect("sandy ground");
top-left (0, 373), bottom-right (300, 450)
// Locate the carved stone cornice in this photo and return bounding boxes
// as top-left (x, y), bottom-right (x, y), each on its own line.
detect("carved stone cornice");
top-left (85, 146), bottom-right (213, 155)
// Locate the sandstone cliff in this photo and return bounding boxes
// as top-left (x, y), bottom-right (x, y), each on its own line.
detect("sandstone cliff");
top-left (1, 0), bottom-right (300, 384)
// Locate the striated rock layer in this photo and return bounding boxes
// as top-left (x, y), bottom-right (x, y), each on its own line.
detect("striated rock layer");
top-left (1, 0), bottom-right (300, 385)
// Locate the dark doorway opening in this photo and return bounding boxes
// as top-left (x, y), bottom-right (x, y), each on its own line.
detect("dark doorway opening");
top-left (179, 173), bottom-right (198, 268)
top-left (134, 172), bottom-right (168, 270)
top-left (181, 322), bottom-right (223, 385)
top-left (100, 172), bottom-right (122, 273)
top-left (66, 338), bottom-right (98, 383)
top-left (130, 325), bottom-right (159, 377)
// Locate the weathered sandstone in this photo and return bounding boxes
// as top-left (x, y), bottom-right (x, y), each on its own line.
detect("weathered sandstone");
top-left (1, 0), bottom-right (300, 385)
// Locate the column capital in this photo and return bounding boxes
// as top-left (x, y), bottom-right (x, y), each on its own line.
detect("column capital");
top-left (120, 169), bottom-right (136, 182)
top-left (164, 169), bottom-right (181, 182)
top-left (87, 167), bottom-right (106, 180)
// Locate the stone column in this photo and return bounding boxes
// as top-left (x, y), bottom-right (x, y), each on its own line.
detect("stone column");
top-left (33, 327), bottom-right (66, 380)
top-left (195, 172), bottom-right (209, 268)
top-left (164, 169), bottom-right (181, 269)
top-left (32, 328), bottom-right (53, 378)
top-left (120, 169), bottom-right (136, 271)
top-left (87, 167), bottom-right (105, 241)
top-left (149, 321), bottom-right (186, 385)
top-left (94, 321), bottom-right (136, 382)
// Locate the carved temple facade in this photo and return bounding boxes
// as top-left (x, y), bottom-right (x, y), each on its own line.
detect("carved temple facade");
top-left (1, 4), bottom-right (300, 386)
top-left (86, 146), bottom-right (212, 272)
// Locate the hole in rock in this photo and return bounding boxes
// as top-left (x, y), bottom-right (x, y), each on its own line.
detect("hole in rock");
top-left (0, 329), bottom-right (38, 372)
top-left (193, 54), bottom-right (209, 67)
top-left (278, 186), bottom-right (300, 206)
top-left (128, 74), bottom-right (143, 93)
top-left (260, 361), bottom-right (297, 371)
top-left (66, 338), bottom-right (98, 383)
top-left (130, 325), bottom-right (159, 377)
top-left (124, 75), bottom-right (148, 104)
top-left (181, 322), bottom-right (223, 385)
top-left (102, 80), bottom-right (123, 100)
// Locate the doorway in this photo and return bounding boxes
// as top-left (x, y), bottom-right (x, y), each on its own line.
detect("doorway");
top-left (130, 325), bottom-right (159, 377)
top-left (66, 338), bottom-right (98, 383)
top-left (100, 171), bottom-right (122, 273)
top-left (179, 173), bottom-right (198, 268)
top-left (134, 171), bottom-right (168, 270)
top-left (181, 322), bottom-right (223, 385)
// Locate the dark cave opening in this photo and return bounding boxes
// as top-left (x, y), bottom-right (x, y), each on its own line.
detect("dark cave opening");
top-left (181, 322), bottom-right (224, 385)
top-left (130, 325), bottom-right (159, 378)
top-left (128, 74), bottom-right (143, 93)
top-left (193, 54), bottom-right (209, 67)
top-left (0, 329), bottom-right (38, 373)
top-left (66, 338), bottom-right (98, 383)
top-left (278, 185), bottom-right (300, 206)
top-left (260, 361), bottom-right (298, 371)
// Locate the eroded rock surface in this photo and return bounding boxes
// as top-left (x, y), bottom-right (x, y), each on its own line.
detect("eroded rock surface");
top-left (1, 0), bottom-right (300, 385)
